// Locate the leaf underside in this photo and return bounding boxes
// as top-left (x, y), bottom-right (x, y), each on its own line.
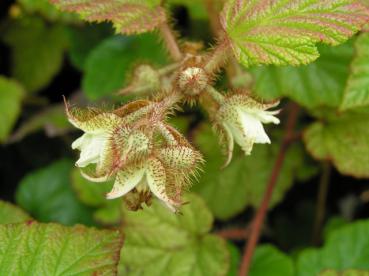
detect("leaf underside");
top-left (221, 0), bottom-right (369, 67)
top-left (49, 0), bottom-right (166, 34)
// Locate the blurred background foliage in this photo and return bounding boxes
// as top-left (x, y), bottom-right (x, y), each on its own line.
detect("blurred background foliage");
top-left (0, 0), bottom-right (369, 275)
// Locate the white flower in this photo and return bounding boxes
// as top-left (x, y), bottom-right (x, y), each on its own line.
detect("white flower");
top-left (217, 94), bottom-right (280, 166)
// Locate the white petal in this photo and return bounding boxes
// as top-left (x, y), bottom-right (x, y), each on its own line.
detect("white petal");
top-left (239, 111), bottom-right (271, 144)
top-left (146, 158), bottom-right (177, 212)
top-left (106, 164), bottom-right (145, 199)
top-left (256, 110), bottom-right (280, 124)
top-left (73, 133), bottom-right (107, 167)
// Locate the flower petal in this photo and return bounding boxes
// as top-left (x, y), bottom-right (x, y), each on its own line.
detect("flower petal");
top-left (73, 133), bottom-right (108, 167)
top-left (239, 111), bottom-right (271, 144)
top-left (106, 163), bottom-right (145, 199)
top-left (146, 158), bottom-right (178, 212)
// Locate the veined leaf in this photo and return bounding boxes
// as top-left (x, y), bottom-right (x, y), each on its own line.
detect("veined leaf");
top-left (304, 109), bottom-right (369, 178)
top-left (341, 32), bottom-right (369, 110)
top-left (0, 222), bottom-right (122, 275)
top-left (221, 0), bottom-right (369, 67)
top-left (49, 0), bottom-right (166, 34)
top-left (119, 194), bottom-right (230, 275)
top-left (297, 219), bottom-right (369, 275)
top-left (0, 201), bottom-right (31, 224)
top-left (251, 42), bottom-right (354, 109)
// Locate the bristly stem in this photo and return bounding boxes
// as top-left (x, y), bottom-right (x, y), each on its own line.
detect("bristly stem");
top-left (216, 227), bottom-right (250, 240)
top-left (204, 40), bottom-right (231, 74)
top-left (159, 23), bottom-right (182, 61)
top-left (312, 161), bottom-right (331, 245)
top-left (238, 102), bottom-right (300, 276)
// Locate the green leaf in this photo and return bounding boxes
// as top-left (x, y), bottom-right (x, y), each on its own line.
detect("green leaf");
top-left (297, 219), bottom-right (369, 275)
top-left (0, 201), bottom-right (31, 224)
top-left (17, 0), bottom-right (79, 22)
top-left (0, 76), bottom-right (24, 143)
top-left (66, 23), bottom-right (113, 70)
top-left (249, 245), bottom-right (294, 276)
top-left (341, 33), bottom-right (369, 110)
top-left (320, 270), bottom-right (369, 276)
top-left (50, 0), bottom-right (165, 35)
top-left (192, 124), bottom-right (308, 220)
top-left (15, 159), bottom-right (95, 226)
top-left (0, 222), bottom-right (122, 275)
top-left (1, 17), bottom-right (67, 93)
top-left (119, 193), bottom-right (230, 276)
top-left (221, 0), bottom-right (368, 67)
top-left (304, 110), bottom-right (369, 178)
top-left (83, 34), bottom-right (168, 100)
top-left (250, 42), bottom-right (354, 109)
top-left (10, 104), bottom-right (71, 143)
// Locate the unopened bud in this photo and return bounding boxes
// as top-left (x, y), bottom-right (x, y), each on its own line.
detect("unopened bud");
top-left (178, 67), bottom-right (208, 96)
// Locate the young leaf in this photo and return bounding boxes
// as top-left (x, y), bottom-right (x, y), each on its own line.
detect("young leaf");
top-left (0, 201), bottom-right (31, 224)
top-left (15, 159), bottom-right (95, 226)
top-left (297, 219), bottom-right (369, 275)
top-left (341, 33), bottom-right (369, 110)
top-left (192, 125), bottom-right (314, 220)
top-left (119, 193), bottom-right (230, 275)
top-left (304, 110), bottom-right (369, 178)
top-left (49, 0), bottom-right (166, 35)
top-left (0, 76), bottom-right (24, 143)
top-left (221, 0), bottom-right (369, 67)
top-left (249, 245), bottom-right (294, 276)
top-left (0, 222), bottom-right (122, 275)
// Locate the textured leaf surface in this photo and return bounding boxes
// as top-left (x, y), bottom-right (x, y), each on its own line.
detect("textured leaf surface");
top-left (341, 33), bottom-right (369, 110)
top-left (119, 193), bottom-right (230, 276)
top-left (320, 269), bottom-right (369, 276)
top-left (50, 0), bottom-right (165, 34)
top-left (0, 222), bottom-right (122, 275)
top-left (0, 201), bottom-right (30, 224)
top-left (1, 17), bottom-right (67, 92)
top-left (16, 159), bottom-right (95, 226)
top-left (304, 110), bottom-right (369, 178)
top-left (297, 219), bottom-right (369, 276)
top-left (192, 125), bottom-right (310, 220)
top-left (83, 34), bottom-right (168, 99)
top-left (0, 76), bottom-right (24, 143)
top-left (251, 42), bottom-right (353, 109)
top-left (249, 245), bottom-right (294, 276)
top-left (18, 0), bottom-right (79, 22)
top-left (221, 0), bottom-right (369, 67)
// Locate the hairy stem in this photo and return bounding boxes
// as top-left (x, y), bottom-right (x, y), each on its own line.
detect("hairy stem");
top-left (159, 23), bottom-right (182, 61)
top-left (312, 161), bottom-right (331, 245)
top-left (239, 103), bottom-right (300, 276)
top-left (204, 41), bottom-right (230, 74)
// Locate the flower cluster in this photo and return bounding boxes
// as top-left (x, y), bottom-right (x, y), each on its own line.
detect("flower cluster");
top-left (65, 98), bottom-right (203, 211)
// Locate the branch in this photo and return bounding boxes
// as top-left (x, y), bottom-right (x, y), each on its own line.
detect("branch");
top-left (159, 22), bottom-right (182, 61)
top-left (239, 102), bottom-right (300, 276)
top-left (215, 227), bottom-right (250, 240)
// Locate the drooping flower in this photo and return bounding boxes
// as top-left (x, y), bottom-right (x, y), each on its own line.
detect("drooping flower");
top-left (215, 94), bottom-right (280, 167)
top-left (65, 98), bottom-right (202, 211)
